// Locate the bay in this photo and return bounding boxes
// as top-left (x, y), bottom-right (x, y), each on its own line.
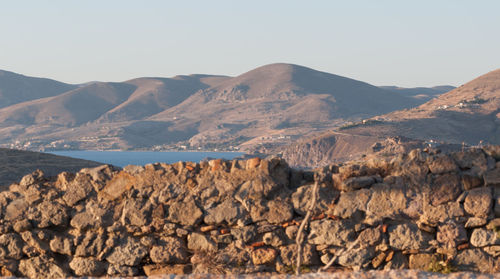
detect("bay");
top-left (48, 150), bottom-right (245, 168)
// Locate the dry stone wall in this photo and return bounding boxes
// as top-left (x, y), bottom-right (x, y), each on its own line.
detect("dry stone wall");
top-left (0, 146), bottom-right (499, 278)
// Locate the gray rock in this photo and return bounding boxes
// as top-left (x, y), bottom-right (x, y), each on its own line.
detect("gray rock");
top-left (357, 227), bottom-right (382, 248)
top-left (107, 264), bottom-right (138, 276)
top-left (279, 244), bottom-right (318, 266)
top-left (18, 255), bottom-right (68, 279)
top-left (49, 235), bottom-right (74, 256)
top-left (384, 252), bottom-right (408, 270)
top-left (483, 146), bottom-right (500, 161)
top-left (308, 219), bottom-right (355, 246)
top-left (69, 257), bottom-right (107, 276)
top-left (33, 200), bottom-right (68, 228)
top-left (106, 236), bottom-right (147, 266)
top-left (452, 248), bottom-right (494, 273)
top-left (150, 237), bottom-right (189, 264)
top-left (231, 225), bottom-right (257, 243)
top-left (338, 247), bottom-right (375, 268)
top-left (120, 198), bottom-right (152, 227)
top-left (388, 223), bottom-right (433, 251)
top-left (292, 183), bottom-right (339, 216)
top-left (408, 253), bottom-right (437, 270)
top-left (4, 199), bottom-right (28, 221)
top-left (428, 155), bottom-right (458, 174)
top-left (436, 221), bottom-right (467, 249)
top-left (338, 176), bottom-right (376, 192)
top-left (462, 173), bottom-right (484, 190)
top-left (366, 184), bottom-right (407, 220)
top-left (204, 199), bottom-right (247, 225)
top-left (333, 189), bottom-right (371, 219)
top-left (470, 228), bottom-right (500, 247)
top-left (167, 198), bottom-right (203, 226)
top-left (62, 173), bottom-right (94, 206)
top-left (464, 187), bottom-right (492, 217)
top-left (250, 199), bottom-right (293, 224)
top-left (465, 217), bottom-right (488, 228)
top-left (420, 202), bottom-right (464, 225)
top-left (187, 232), bottom-right (217, 252)
top-left (75, 232), bottom-right (107, 257)
top-left (430, 173), bottom-right (462, 206)
top-left (453, 149), bottom-right (488, 174)
top-left (0, 233), bottom-right (24, 260)
top-left (484, 169), bottom-right (500, 187)
top-left (263, 231), bottom-right (285, 247)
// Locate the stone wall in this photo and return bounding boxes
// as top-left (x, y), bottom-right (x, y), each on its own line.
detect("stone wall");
top-left (0, 146), bottom-right (499, 278)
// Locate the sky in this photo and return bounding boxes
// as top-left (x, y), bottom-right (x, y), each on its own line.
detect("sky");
top-left (0, 0), bottom-right (499, 87)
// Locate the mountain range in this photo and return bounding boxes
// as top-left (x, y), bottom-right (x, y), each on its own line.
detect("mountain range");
top-left (282, 68), bottom-right (500, 167)
top-left (0, 64), bottom-right (452, 152)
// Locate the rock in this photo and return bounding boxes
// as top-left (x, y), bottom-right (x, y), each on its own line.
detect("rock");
top-left (13, 219), bottom-right (32, 233)
top-left (144, 264), bottom-right (192, 276)
top-left (464, 187), bottom-right (492, 217)
top-left (436, 221), bottom-right (467, 249)
top-left (150, 237), bottom-right (189, 264)
top-left (69, 257), bottom-right (107, 276)
top-left (246, 157), bottom-right (261, 169)
top-left (483, 146), bottom-right (500, 161)
top-left (18, 255), bottom-right (68, 279)
top-left (337, 176), bottom-right (376, 192)
top-left (251, 248), bottom-right (277, 265)
top-left (338, 247), bottom-right (375, 268)
top-left (465, 217), bottom-right (487, 228)
top-left (231, 226), bottom-right (257, 243)
top-left (420, 202), bottom-right (464, 225)
top-left (0, 233), bottom-right (24, 260)
top-left (462, 173), bottom-right (484, 190)
top-left (4, 199), bottom-right (28, 221)
top-left (292, 183), bottom-right (338, 216)
top-left (452, 248), bottom-right (493, 273)
top-left (187, 232), bottom-right (217, 253)
top-left (120, 198), bottom-right (152, 227)
top-left (106, 236), bottom-right (147, 266)
top-left (366, 184), bottom-right (407, 220)
top-left (470, 228), bottom-right (500, 247)
top-left (204, 199), bottom-right (247, 226)
top-left (428, 155), bottom-right (458, 174)
top-left (74, 232), bottom-right (107, 257)
top-left (408, 253), bottom-right (437, 270)
top-left (494, 197), bottom-right (500, 217)
top-left (250, 200), bottom-right (293, 224)
top-left (484, 169), bottom-right (500, 187)
top-left (107, 264), bottom-right (138, 276)
top-left (430, 173), bottom-right (462, 206)
top-left (33, 200), bottom-right (68, 228)
top-left (308, 219), bottom-right (355, 246)
top-left (453, 150), bottom-right (488, 174)
top-left (235, 177), bottom-right (282, 201)
top-left (49, 235), bottom-right (74, 256)
top-left (262, 231), bottom-right (285, 247)
top-left (279, 244), bottom-right (318, 266)
top-left (167, 198), bottom-right (203, 226)
top-left (483, 245), bottom-right (500, 257)
top-left (333, 189), bottom-right (371, 219)
top-left (62, 173), bottom-right (94, 206)
top-left (357, 227), bottom-right (382, 248)
top-left (388, 223), bottom-right (433, 251)
top-left (384, 252), bottom-right (408, 270)
top-left (100, 171), bottom-right (136, 200)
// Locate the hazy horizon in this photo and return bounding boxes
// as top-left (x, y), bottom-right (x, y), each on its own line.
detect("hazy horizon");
top-left (1, 0), bottom-right (499, 87)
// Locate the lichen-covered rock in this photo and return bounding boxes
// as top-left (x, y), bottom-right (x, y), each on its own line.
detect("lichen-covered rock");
top-left (120, 198), bottom-right (152, 227)
top-left (484, 169), bottom-right (500, 187)
top-left (251, 247), bottom-right (277, 265)
top-left (0, 233), bottom-right (24, 260)
top-left (420, 202), bottom-right (464, 225)
top-left (107, 264), bottom-right (138, 276)
top-left (49, 235), bottom-right (74, 256)
top-left (452, 248), bottom-right (494, 273)
top-left (338, 247), bottom-right (375, 268)
top-left (333, 188), bottom-right (371, 219)
top-left (69, 257), bottom-right (107, 276)
top-left (62, 173), bottom-right (94, 206)
top-left (436, 221), bottom-right (467, 249)
top-left (74, 232), bottom-right (107, 257)
top-left (4, 199), bottom-right (28, 221)
top-left (337, 176), bottom-right (377, 192)
top-left (32, 200), bottom-right (68, 228)
top-left (366, 184), bottom-right (407, 220)
top-left (408, 253), bottom-right (437, 270)
top-left (292, 183), bottom-right (338, 216)
top-left (388, 223), bottom-right (433, 251)
top-left (428, 155), bottom-right (458, 174)
top-left (250, 199), bottom-right (293, 224)
top-left (308, 219), bottom-right (355, 246)
top-left (430, 173), bottom-right (462, 206)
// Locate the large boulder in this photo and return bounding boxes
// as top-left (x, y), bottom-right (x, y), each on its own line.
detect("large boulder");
top-left (106, 237), bottom-right (147, 266)
top-left (388, 223), bottom-right (433, 251)
top-left (308, 219), bottom-right (355, 246)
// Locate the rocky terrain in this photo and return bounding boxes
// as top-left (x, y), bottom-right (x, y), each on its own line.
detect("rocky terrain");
top-left (282, 68), bottom-right (500, 168)
top-left (0, 64), bottom-right (448, 152)
top-left (0, 145), bottom-right (499, 278)
top-left (0, 148), bottom-right (101, 189)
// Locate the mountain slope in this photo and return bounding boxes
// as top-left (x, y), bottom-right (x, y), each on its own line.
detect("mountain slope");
top-left (281, 68), bottom-right (500, 167)
top-left (0, 70), bottom-right (76, 108)
top-left (380, 85), bottom-right (455, 102)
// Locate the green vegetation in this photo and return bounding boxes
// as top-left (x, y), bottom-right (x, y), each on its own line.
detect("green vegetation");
top-left (428, 257), bottom-right (457, 274)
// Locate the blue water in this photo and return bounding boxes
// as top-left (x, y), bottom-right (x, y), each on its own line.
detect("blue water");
top-left (48, 151), bottom-right (245, 167)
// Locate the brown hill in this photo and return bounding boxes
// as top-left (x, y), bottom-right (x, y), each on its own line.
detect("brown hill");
top-left (0, 148), bottom-right (102, 188)
top-left (0, 70), bottom-right (76, 109)
top-left (282, 69), bottom-right (500, 167)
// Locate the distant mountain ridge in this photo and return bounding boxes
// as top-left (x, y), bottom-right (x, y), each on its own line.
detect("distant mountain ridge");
top-left (0, 64), bottom-right (453, 151)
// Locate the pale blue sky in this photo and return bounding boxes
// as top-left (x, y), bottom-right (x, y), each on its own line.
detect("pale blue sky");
top-left (1, 0), bottom-right (499, 87)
